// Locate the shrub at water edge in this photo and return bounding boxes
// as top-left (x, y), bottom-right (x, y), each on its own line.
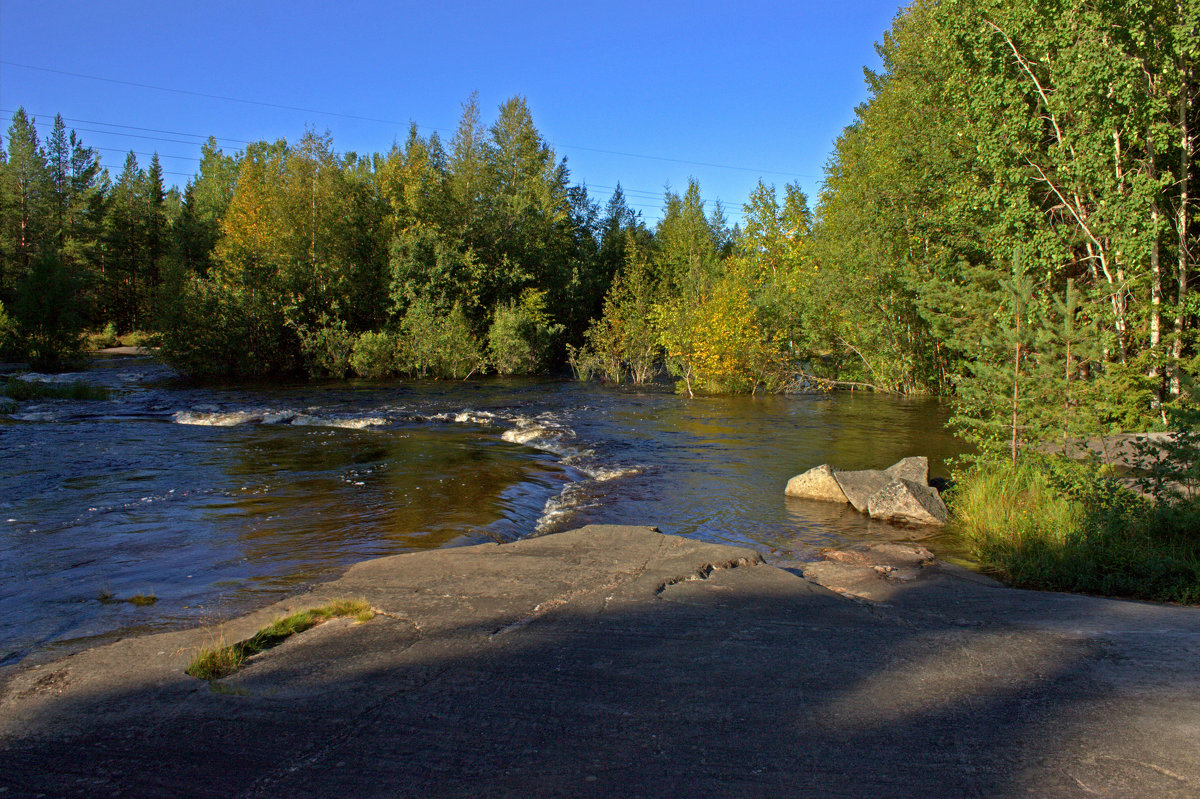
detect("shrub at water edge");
top-left (950, 456), bottom-right (1200, 604)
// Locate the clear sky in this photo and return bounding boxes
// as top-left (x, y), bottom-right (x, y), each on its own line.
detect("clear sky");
top-left (0, 0), bottom-right (905, 226)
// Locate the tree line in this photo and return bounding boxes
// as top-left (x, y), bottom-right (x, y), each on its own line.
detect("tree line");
top-left (0, 95), bottom-right (817, 392)
top-left (0, 109), bottom-right (167, 368)
top-left (1, 0), bottom-right (1197, 451)
top-left (811, 0), bottom-right (1198, 454)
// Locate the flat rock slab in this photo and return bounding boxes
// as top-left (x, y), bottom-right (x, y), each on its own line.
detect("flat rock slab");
top-left (785, 463), bottom-right (849, 502)
top-left (4, 525), bottom-right (1200, 798)
top-left (833, 469), bottom-right (892, 512)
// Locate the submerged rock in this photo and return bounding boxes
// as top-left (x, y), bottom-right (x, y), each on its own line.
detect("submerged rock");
top-left (803, 543), bottom-right (939, 597)
top-left (867, 478), bottom-right (949, 526)
top-left (833, 469), bottom-right (892, 512)
top-left (784, 464), bottom-right (849, 503)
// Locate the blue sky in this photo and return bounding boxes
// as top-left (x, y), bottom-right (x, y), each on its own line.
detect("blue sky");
top-left (0, 0), bottom-right (905, 225)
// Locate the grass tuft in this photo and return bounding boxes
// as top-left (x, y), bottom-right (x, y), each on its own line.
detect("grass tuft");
top-left (187, 598), bottom-right (374, 680)
top-left (127, 593), bottom-right (158, 607)
top-left (950, 456), bottom-right (1200, 604)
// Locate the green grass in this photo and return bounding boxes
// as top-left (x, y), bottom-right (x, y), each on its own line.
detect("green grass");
top-left (3, 377), bottom-right (109, 401)
top-left (187, 599), bottom-right (374, 680)
top-left (950, 457), bottom-right (1200, 604)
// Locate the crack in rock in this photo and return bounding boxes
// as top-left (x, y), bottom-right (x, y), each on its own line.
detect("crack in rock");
top-left (654, 556), bottom-right (763, 596)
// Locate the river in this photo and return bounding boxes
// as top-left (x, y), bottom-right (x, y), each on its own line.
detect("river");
top-left (0, 352), bottom-right (965, 666)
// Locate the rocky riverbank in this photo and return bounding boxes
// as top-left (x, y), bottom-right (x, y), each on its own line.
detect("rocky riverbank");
top-left (3, 525), bottom-right (1199, 797)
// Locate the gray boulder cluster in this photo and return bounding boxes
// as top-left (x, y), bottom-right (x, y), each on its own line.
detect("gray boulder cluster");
top-left (784, 456), bottom-right (948, 526)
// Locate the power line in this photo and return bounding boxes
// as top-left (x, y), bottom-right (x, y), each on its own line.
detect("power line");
top-left (0, 108), bottom-right (249, 145)
top-left (0, 108), bottom-right (742, 217)
top-left (3, 106), bottom-right (695, 205)
top-left (2, 60), bottom-right (817, 180)
top-left (1, 61), bottom-right (410, 127)
top-left (94, 146), bottom-right (200, 163)
top-left (66, 126), bottom-right (219, 148)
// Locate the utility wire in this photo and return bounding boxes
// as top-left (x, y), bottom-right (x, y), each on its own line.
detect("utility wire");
top-left (5, 106), bottom-right (700, 205)
top-left (0, 108), bottom-right (249, 145)
top-left (2, 60), bottom-right (817, 179)
top-left (94, 145), bottom-right (199, 162)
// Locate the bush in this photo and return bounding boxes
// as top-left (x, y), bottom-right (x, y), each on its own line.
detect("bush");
top-left (159, 277), bottom-right (299, 379)
top-left (487, 289), bottom-right (561, 376)
top-left (350, 330), bottom-right (402, 379)
top-left (653, 276), bottom-right (788, 397)
top-left (399, 297), bottom-right (484, 379)
top-left (1132, 410), bottom-right (1200, 503)
top-left (90, 322), bottom-right (119, 350)
top-left (572, 253), bottom-right (661, 384)
top-left (297, 314), bottom-right (356, 378)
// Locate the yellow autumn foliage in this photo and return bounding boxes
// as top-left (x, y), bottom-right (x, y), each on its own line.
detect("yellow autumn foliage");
top-left (653, 273), bottom-right (789, 397)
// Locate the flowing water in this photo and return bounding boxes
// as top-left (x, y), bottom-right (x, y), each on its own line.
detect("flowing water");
top-left (0, 353), bottom-right (965, 666)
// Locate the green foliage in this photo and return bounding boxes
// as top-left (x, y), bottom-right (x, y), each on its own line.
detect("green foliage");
top-left (655, 180), bottom-right (724, 298)
top-left (349, 331), bottom-right (402, 379)
top-left (653, 262), bottom-right (791, 397)
top-left (1133, 409), bottom-right (1200, 503)
top-left (297, 314), bottom-right (356, 379)
top-left (810, 0), bottom-right (1200, 417)
top-left (398, 297), bottom-right (483, 379)
top-left (158, 275), bottom-right (297, 379)
top-left (0, 301), bottom-right (17, 358)
top-left (572, 238), bottom-right (661, 384)
top-left (89, 321), bottom-right (119, 350)
top-left (951, 456), bottom-right (1200, 604)
top-left (14, 249), bottom-right (85, 371)
top-left (487, 289), bottom-right (562, 376)
top-left (118, 329), bottom-right (160, 348)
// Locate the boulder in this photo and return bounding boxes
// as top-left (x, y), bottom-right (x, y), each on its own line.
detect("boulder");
top-left (833, 469), bottom-right (892, 512)
top-left (867, 478), bottom-right (949, 526)
top-left (784, 464), bottom-right (849, 503)
top-left (885, 456), bottom-right (929, 486)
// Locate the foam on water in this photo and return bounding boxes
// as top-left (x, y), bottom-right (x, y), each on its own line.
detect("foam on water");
top-left (426, 409), bottom-right (639, 533)
top-left (173, 410), bottom-right (265, 427)
top-left (11, 410), bottom-right (66, 423)
top-left (15, 371), bottom-right (90, 384)
top-left (172, 408), bottom-right (387, 429)
top-left (290, 414), bottom-right (387, 429)
top-left (426, 409), bottom-right (499, 426)
top-left (169, 399), bottom-right (639, 535)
